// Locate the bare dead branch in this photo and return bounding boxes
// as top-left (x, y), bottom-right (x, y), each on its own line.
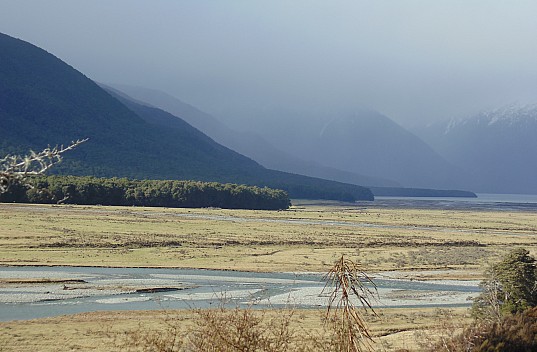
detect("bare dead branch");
top-left (0, 138), bottom-right (88, 194)
top-left (322, 255), bottom-right (378, 352)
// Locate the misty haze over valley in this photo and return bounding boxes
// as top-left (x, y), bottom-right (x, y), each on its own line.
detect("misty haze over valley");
top-left (2, 1), bottom-right (537, 195)
top-left (110, 84), bottom-right (537, 194)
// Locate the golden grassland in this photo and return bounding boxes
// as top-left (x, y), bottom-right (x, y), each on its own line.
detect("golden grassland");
top-left (1, 201), bottom-right (536, 275)
top-left (0, 200), bottom-right (536, 351)
top-left (0, 307), bottom-right (471, 352)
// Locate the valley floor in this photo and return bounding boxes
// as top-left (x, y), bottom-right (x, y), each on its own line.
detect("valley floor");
top-left (0, 200), bottom-right (536, 350)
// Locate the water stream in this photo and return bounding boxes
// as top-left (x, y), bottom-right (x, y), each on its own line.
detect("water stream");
top-left (0, 266), bottom-right (480, 321)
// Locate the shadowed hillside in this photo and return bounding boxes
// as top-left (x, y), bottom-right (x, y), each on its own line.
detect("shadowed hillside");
top-left (0, 33), bottom-right (373, 201)
top-left (108, 84), bottom-right (399, 188)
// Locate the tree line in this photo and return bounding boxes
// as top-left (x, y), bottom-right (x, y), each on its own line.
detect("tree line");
top-left (0, 175), bottom-right (291, 210)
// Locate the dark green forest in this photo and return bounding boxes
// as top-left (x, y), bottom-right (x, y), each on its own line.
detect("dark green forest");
top-left (0, 176), bottom-right (291, 210)
top-left (0, 32), bottom-right (373, 203)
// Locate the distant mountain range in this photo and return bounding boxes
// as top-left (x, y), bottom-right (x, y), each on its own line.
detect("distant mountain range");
top-left (230, 108), bottom-right (466, 190)
top-left (0, 32), bottom-right (373, 201)
top-left (106, 84), bottom-right (479, 198)
top-left (108, 84), bottom-right (536, 198)
top-left (311, 111), bottom-right (463, 189)
top-left (107, 84), bottom-right (400, 188)
top-left (0, 32), bottom-right (485, 199)
top-left (415, 104), bottom-right (537, 194)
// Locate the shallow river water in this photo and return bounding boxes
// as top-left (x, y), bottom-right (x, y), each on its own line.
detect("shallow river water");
top-left (0, 266), bottom-right (480, 321)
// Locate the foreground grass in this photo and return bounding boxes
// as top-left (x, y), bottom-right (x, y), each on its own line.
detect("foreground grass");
top-left (1, 202), bottom-right (536, 275)
top-left (0, 307), bottom-right (471, 351)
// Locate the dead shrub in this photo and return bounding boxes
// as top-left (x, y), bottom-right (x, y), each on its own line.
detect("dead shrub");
top-left (115, 314), bottom-right (187, 352)
top-left (322, 255), bottom-right (378, 352)
top-left (187, 306), bottom-right (297, 352)
top-left (470, 307), bottom-right (537, 352)
top-left (117, 255), bottom-right (377, 352)
top-left (422, 302), bottom-right (537, 352)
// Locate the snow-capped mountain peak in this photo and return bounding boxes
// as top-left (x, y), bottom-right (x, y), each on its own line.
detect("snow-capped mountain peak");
top-left (476, 103), bottom-right (537, 126)
top-left (443, 102), bottom-right (537, 134)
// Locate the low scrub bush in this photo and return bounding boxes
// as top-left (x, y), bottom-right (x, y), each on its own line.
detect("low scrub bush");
top-left (117, 255), bottom-right (377, 352)
top-left (423, 248), bottom-right (537, 352)
top-left (425, 307), bottom-right (537, 352)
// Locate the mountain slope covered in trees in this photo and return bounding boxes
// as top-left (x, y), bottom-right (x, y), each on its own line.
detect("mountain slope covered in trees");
top-left (0, 32), bottom-right (373, 201)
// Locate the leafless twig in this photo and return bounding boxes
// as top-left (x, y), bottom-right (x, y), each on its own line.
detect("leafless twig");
top-left (0, 138), bottom-right (88, 193)
top-left (322, 255), bottom-right (378, 352)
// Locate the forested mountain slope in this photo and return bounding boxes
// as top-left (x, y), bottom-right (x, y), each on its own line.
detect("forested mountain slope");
top-left (0, 32), bottom-right (373, 201)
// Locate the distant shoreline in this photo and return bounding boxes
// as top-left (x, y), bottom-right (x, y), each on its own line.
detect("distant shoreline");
top-left (369, 186), bottom-right (477, 198)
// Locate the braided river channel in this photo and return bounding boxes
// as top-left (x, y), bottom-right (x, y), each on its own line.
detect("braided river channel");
top-left (0, 266), bottom-right (480, 321)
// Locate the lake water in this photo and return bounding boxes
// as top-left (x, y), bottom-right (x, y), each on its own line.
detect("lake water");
top-left (370, 193), bottom-right (537, 211)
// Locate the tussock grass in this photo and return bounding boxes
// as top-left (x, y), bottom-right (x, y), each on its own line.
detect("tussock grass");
top-left (1, 203), bottom-right (536, 274)
top-left (0, 307), bottom-right (471, 351)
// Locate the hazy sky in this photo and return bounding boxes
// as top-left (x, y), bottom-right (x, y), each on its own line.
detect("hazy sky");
top-left (2, 1), bottom-right (537, 126)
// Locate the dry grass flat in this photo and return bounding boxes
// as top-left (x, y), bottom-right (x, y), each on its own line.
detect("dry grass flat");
top-left (0, 307), bottom-right (471, 352)
top-left (1, 200), bottom-right (536, 351)
top-left (1, 201), bottom-right (536, 276)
